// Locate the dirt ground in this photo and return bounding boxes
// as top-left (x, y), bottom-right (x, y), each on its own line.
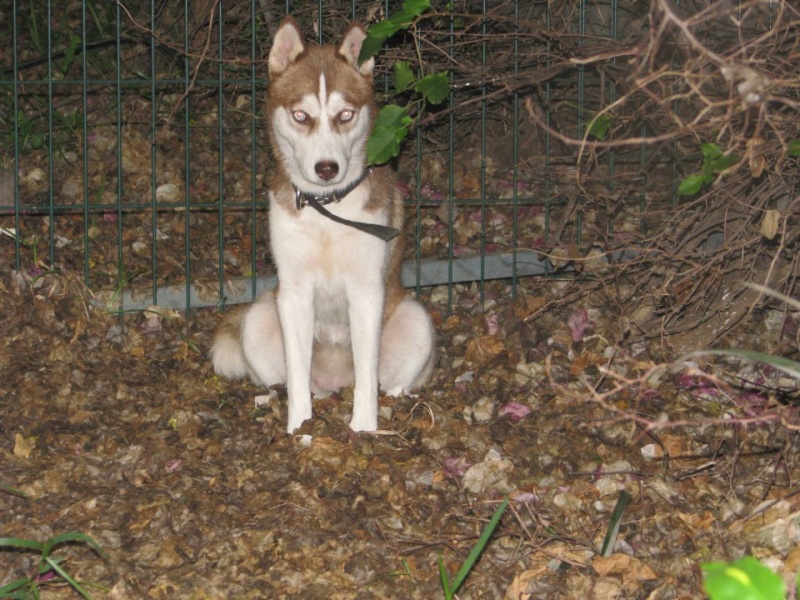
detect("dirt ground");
top-left (2, 4), bottom-right (799, 595)
top-left (2, 258), bottom-right (799, 599)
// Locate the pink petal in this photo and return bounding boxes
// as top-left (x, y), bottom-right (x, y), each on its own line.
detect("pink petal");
top-left (567, 309), bottom-right (594, 342)
top-left (420, 184), bottom-right (445, 201)
top-left (498, 402), bottom-right (532, 421)
top-left (165, 459), bottom-right (182, 473)
top-left (442, 456), bottom-right (471, 478)
top-left (484, 313), bottom-right (500, 336)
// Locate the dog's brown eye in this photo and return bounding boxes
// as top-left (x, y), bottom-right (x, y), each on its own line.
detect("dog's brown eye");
top-left (291, 110), bottom-right (308, 123)
top-left (339, 109), bottom-right (354, 123)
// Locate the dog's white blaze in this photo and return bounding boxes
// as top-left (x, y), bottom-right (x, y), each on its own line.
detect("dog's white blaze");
top-left (313, 72), bottom-right (342, 181)
top-left (318, 72), bottom-right (328, 115)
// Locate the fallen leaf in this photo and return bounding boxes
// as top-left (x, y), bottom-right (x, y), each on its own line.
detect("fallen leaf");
top-left (457, 174), bottom-right (480, 198)
top-left (569, 351), bottom-right (604, 376)
top-left (760, 209), bottom-right (781, 240)
top-left (593, 553), bottom-right (631, 576)
top-left (593, 553), bottom-right (658, 584)
top-left (442, 315), bottom-right (461, 332)
top-left (748, 136), bottom-right (766, 178)
top-left (677, 510), bottom-right (715, 531)
top-left (641, 434), bottom-right (687, 459)
top-left (69, 318), bottom-right (85, 344)
top-left (785, 545), bottom-right (800, 573)
top-left (513, 294), bottom-right (548, 320)
top-left (14, 433), bottom-right (34, 458)
top-left (172, 340), bottom-right (189, 361)
top-left (504, 567), bottom-right (545, 600)
top-left (465, 335), bottom-right (505, 367)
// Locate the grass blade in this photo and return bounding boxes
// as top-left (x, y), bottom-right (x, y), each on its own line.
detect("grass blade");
top-left (0, 483), bottom-right (27, 497)
top-left (600, 491), bottom-right (632, 557)
top-left (745, 282), bottom-right (800, 310)
top-left (44, 557), bottom-right (93, 600)
top-left (449, 498), bottom-right (509, 596)
top-left (0, 577), bottom-right (32, 597)
top-left (41, 532), bottom-right (107, 561)
top-left (438, 553), bottom-right (453, 599)
top-left (684, 349), bottom-right (800, 380)
top-left (0, 538), bottom-right (45, 552)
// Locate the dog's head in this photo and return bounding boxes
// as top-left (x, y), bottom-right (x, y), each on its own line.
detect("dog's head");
top-left (267, 17), bottom-right (376, 195)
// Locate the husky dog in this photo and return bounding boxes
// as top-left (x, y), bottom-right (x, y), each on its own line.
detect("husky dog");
top-left (211, 17), bottom-right (435, 433)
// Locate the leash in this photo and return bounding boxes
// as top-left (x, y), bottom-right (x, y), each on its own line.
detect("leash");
top-left (292, 168), bottom-right (401, 242)
top-left (304, 199), bottom-right (400, 242)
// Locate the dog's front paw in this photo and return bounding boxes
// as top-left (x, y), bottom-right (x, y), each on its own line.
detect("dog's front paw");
top-left (286, 390), bottom-right (313, 433)
top-left (349, 412), bottom-right (377, 432)
top-left (286, 406), bottom-right (312, 433)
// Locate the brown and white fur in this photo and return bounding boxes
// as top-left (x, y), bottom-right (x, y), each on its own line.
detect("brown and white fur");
top-left (211, 17), bottom-right (435, 433)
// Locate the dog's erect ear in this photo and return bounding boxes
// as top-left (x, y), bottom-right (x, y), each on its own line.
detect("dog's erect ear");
top-left (338, 22), bottom-right (374, 77)
top-left (269, 17), bottom-right (305, 76)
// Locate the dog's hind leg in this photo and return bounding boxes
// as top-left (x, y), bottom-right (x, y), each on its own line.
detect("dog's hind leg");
top-left (211, 306), bottom-right (250, 380)
top-left (379, 298), bottom-right (435, 396)
top-left (235, 292), bottom-right (287, 388)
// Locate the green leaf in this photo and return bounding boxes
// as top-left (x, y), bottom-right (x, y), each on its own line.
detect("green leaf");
top-left (375, 104), bottom-right (411, 129)
top-left (787, 140), bottom-right (800, 157)
top-left (358, 8), bottom-right (417, 65)
top-left (677, 174), bottom-right (704, 196)
top-left (709, 154), bottom-right (739, 173)
top-left (393, 61), bottom-right (415, 93)
top-left (701, 143), bottom-right (724, 162)
top-left (703, 557), bottom-right (784, 600)
top-left (367, 125), bottom-right (402, 165)
top-left (358, 34), bottom-right (385, 65)
top-left (375, 8), bottom-right (416, 37)
top-left (402, 0), bottom-right (432, 17)
top-left (368, 15), bottom-right (407, 40)
top-left (587, 114), bottom-right (612, 140)
top-left (415, 71), bottom-right (449, 105)
top-left (62, 33), bottom-right (82, 73)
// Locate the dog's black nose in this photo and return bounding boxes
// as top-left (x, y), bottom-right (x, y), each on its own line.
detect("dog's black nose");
top-left (315, 161), bottom-right (339, 181)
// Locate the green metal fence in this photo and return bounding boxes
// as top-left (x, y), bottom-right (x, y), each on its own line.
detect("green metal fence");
top-left (2, 1), bottom-right (669, 312)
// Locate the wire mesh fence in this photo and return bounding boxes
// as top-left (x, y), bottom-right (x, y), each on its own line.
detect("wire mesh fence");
top-left (2, 0), bottom-right (795, 341)
top-left (0, 1), bottom-right (592, 313)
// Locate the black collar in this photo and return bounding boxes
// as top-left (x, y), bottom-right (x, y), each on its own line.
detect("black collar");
top-left (291, 168), bottom-right (401, 242)
top-left (293, 168), bottom-right (374, 209)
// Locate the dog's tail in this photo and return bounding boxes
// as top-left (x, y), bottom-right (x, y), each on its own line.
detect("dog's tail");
top-left (210, 307), bottom-right (250, 380)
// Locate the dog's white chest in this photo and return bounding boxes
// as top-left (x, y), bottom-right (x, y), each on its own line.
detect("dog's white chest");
top-left (270, 191), bottom-right (388, 283)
